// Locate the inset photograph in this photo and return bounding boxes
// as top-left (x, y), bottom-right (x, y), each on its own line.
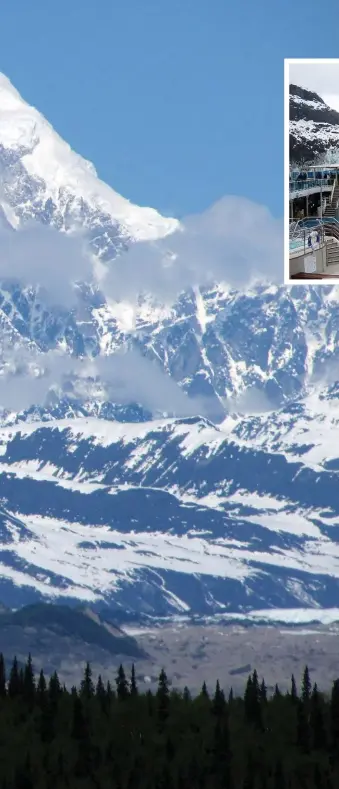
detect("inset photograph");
top-left (285, 59), bottom-right (339, 282)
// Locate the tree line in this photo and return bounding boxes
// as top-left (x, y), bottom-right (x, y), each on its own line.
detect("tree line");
top-left (0, 653), bottom-right (338, 787)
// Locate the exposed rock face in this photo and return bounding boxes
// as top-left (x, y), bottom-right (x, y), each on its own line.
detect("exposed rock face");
top-left (289, 83), bottom-right (339, 164)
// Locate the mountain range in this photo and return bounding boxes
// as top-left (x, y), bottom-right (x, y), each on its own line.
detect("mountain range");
top-left (0, 74), bottom-right (339, 620)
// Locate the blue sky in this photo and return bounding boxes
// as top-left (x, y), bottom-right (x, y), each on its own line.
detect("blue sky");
top-left (1, 0), bottom-right (339, 219)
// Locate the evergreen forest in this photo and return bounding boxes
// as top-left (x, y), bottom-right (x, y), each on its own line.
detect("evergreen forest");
top-left (0, 654), bottom-right (338, 788)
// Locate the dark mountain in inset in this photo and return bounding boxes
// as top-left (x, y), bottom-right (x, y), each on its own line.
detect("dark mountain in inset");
top-left (289, 83), bottom-right (339, 163)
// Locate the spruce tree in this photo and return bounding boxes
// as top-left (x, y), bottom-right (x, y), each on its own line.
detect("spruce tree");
top-left (5, 647), bottom-right (339, 788)
top-left (8, 656), bottom-right (21, 698)
top-left (245, 671), bottom-right (263, 729)
top-left (19, 667), bottom-right (24, 692)
top-left (157, 668), bottom-right (170, 725)
top-left (201, 680), bottom-right (209, 698)
top-left (146, 688), bottom-right (154, 717)
top-left (130, 663), bottom-right (138, 697)
top-left (290, 673), bottom-right (298, 704)
top-left (213, 713), bottom-right (232, 788)
top-left (330, 678), bottom-right (339, 757)
top-left (71, 695), bottom-right (88, 740)
top-left (23, 653), bottom-right (35, 706)
top-left (274, 683), bottom-right (281, 698)
top-left (297, 699), bottom-right (310, 753)
top-left (39, 697), bottom-right (56, 744)
top-left (166, 735), bottom-right (175, 761)
top-left (80, 661), bottom-right (94, 699)
top-left (48, 670), bottom-right (62, 707)
top-left (95, 674), bottom-right (106, 703)
top-left (252, 669), bottom-right (260, 692)
top-left (212, 679), bottom-right (226, 717)
top-left (260, 678), bottom-right (267, 703)
top-left (244, 674), bottom-right (253, 716)
top-left (0, 653), bottom-right (6, 698)
top-left (311, 683), bottom-right (327, 750)
top-left (36, 669), bottom-right (47, 707)
top-left (301, 665), bottom-right (311, 704)
top-left (116, 663), bottom-right (129, 701)
top-left (106, 679), bottom-right (114, 701)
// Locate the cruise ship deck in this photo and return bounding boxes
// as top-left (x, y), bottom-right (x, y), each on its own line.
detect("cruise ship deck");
top-left (289, 166), bottom-right (339, 280)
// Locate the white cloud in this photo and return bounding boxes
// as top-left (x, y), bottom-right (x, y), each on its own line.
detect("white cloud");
top-left (0, 348), bottom-right (75, 411)
top-left (102, 196), bottom-right (283, 302)
top-left (226, 386), bottom-right (275, 415)
top-left (0, 196), bottom-right (282, 306)
top-left (0, 346), bottom-right (215, 419)
top-left (0, 222), bottom-right (95, 307)
top-left (289, 61), bottom-right (339, 111)
top-left (0, 194), bottom-right (283, 416)
top-left (91, 350), bottom-right (215, 418)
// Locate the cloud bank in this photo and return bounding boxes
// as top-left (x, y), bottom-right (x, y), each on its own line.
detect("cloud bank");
top-left (101, 196), bottom-right (282, 302)
top-left (0, 349), bottom-right (78, 411)
top-left (0, 194), bottom-right (283, 417)
top-left (0, 196), bottom-right (282, 306)
top-left (0, 223), bottom-right (94, 306)
top-left (91, 351), bottom-right (214, 418)
top-left (0, 347), bottom-right (213, 419)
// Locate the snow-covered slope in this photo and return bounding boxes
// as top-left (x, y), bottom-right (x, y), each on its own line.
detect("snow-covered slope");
top-left (1, 75), bottom-right (339, 618)
top-left (2, 278), bottom-right (339, 427)
top-left (0, 394), bottom-right (339, 615)
top-left (289, 83), bottom-right (339, 163)
top-left (0, 73), bottom-right (179, 244)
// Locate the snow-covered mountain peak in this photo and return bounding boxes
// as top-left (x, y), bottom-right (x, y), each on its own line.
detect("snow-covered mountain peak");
top-left (0, 72), bottom-right (179, 242)
top-left (0, 73), bottom-right (26, 111)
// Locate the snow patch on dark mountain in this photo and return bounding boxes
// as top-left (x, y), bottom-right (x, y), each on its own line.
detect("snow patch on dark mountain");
top-left (290, 83), bottom-right (339, 164)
